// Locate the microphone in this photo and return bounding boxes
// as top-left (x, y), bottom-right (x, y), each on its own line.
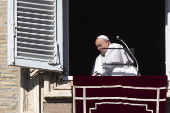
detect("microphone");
top-left (116, 36), bottom-right (122, 41)
top-left (116, 36), bottom-right (140, 76)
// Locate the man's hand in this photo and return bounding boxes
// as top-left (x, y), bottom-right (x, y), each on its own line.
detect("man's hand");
top-left (92, 73), bottom-right (97, 76)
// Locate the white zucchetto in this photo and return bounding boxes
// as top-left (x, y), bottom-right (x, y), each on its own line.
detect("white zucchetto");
top-left (97, 35), bottom-right (109, 40)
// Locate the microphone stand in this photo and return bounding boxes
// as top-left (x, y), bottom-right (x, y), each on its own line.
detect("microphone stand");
top-left (116, 36), bottom-right (140, 76)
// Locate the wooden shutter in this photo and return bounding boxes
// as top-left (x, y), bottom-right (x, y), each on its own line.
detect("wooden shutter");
top-left (8, 0), bottom-right (65, 72)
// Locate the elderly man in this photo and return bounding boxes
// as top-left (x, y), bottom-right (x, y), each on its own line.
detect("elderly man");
top-left (91, 35), bottom-right (137, 76)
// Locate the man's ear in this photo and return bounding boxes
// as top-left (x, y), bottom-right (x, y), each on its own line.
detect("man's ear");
top-left (107, 41), bottom-right (110, 46)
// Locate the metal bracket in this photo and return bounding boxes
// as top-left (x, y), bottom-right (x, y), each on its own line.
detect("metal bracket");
top-left (48, 59), bottom-right (56, 65)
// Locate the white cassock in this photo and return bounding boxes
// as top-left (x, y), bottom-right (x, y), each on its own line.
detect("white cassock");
top-left (92, 43), bottom-right (137, 76)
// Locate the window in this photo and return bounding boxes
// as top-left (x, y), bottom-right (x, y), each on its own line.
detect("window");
top-left (8, 0), bottom-right (69, 72)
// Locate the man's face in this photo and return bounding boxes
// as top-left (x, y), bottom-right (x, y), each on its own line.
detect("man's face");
top-left (95, 38), bottom-right (109, 56)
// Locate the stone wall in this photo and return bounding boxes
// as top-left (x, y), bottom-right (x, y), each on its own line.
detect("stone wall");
top-left (0, 0), bottom-right (20, 113)
top-left (43, 99), bottom-right (72, 113)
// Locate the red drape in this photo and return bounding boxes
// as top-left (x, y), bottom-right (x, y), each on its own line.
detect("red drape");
top-left (73, 76), bottom-right (167, 113)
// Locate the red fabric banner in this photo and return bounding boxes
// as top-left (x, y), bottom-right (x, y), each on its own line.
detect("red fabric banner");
top-left (73, 76), bottom-right (167, 113)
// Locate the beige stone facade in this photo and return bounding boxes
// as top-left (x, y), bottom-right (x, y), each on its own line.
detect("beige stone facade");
top-left (0, 1), bottom-right (73, 113)
top-left (20, 69), bottom-right (73, 113)
top-left (0, 0), bottom-right (20, 113)
top-left (0, 0), bottom-right (170, 113)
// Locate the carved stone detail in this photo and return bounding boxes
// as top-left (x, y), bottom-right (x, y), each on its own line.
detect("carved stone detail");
top-left (44, 72), bottom-right (73, 98)
top-left (20, 68), bottom-right (73, 113)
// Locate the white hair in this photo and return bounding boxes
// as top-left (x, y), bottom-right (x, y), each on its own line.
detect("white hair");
top-left (97, 35), bottom-right (109, 40)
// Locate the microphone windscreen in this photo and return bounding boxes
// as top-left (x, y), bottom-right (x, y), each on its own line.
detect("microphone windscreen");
top-left (116, 36), bottom-right (121, 41)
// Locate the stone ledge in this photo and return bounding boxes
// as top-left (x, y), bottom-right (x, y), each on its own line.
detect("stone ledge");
top-left (44, 89), bottom-right (72, 99)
